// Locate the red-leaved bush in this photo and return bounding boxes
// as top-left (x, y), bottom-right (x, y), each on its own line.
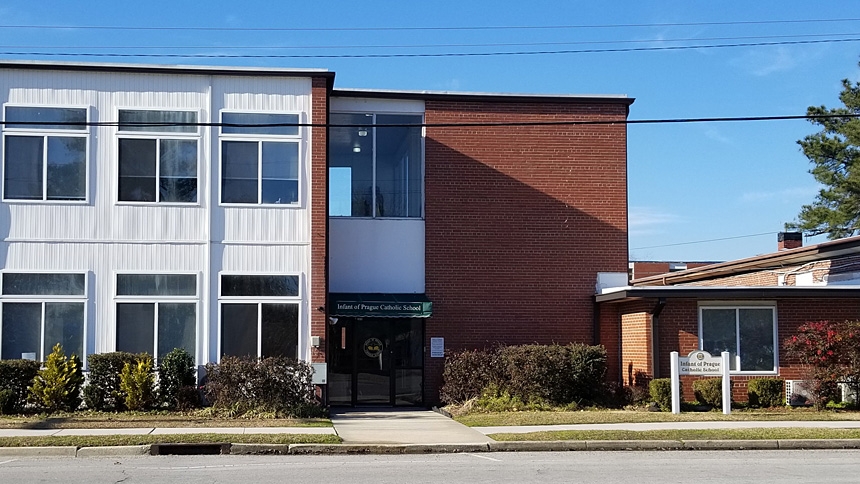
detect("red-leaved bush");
top-left (784, 320), bottom-right (860, 409)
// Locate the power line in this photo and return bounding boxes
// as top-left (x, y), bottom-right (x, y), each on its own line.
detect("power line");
top-left (1, 37), bottom-right (857, 59)
top-left (2, 113), bottom-right (856, 129)
top-left (1, 18), bottom-right (859, 32)
top-left (0, 32), bottom-right (855, 51)
top-left (631, 232), bottom-right (777, 250)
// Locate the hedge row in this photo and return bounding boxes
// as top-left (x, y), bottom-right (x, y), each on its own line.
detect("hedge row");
top-left (440, 343), bottom-right (608, 406)
top-left (648, 377), bottom-right (785, 411)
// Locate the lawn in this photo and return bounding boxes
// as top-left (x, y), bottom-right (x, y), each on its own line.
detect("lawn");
top-left (488, 428), bottom-right (860, 441)
top-left (454, 408), bottom-right (860, 427)
top-left (0, 410), bottom-right (332, 429)
top-left (0, 433), bottom-right (341, 447)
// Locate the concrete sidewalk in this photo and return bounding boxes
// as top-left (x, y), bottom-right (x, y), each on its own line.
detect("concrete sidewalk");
top-left (0, 427), bottom-right (336, 437)
top-left (330, 408), bottom-right (493, 444)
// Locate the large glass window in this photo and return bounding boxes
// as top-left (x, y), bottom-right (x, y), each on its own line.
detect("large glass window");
top-left (3, 106), bottom-right (88, 201)
top-left (115, 274), bottom-right (197, 361)
top-left (329, 113), bottom-right (423, 218)
top-left (117, 110), bottom-right (198, 203)
top-left (700, 306), bottom-right (776, 372)
top-left (219, 274), bottom-right (300, 359)
top-left (220, 112), bottom-right (300, 205)
top-left (0, 272), bottom-right (86, 361)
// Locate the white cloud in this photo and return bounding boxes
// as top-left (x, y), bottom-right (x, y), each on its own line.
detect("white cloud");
top-left (703, 128), bottom-right (733, 145)
top-left (629, 206), bottom-right (679, 235)
top-left (740, 186), bottom-right (819, 203)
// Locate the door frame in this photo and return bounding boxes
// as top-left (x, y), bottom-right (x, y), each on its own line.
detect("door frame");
top-left (328, 317), bottom-right (424, 407)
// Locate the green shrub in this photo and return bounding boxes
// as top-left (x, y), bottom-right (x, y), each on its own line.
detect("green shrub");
top-left (440, 343), bottom-right (608, 407)
top-left (158, 348), bottom-right (197, 410)
top-left (203, 356), bottom-right (319, 417)
top-left (0, 389), bottom-right (15, 415)
top-left (29, 344), bottom-right (84, 412)
top-left (0, 359), bottom-right (40, 414)
top-left (440, 349), bottom-right (500, 404)
top-left (83, 352), bottom-right (139, 411)
top-left (119, 354), bottom-right (155, 411)
top-left (692, 378), bottom-right (723, 407)
top-left (748, 378), bottom-right (784, 407)
top-left (650, 378), bottom-right (682, 412)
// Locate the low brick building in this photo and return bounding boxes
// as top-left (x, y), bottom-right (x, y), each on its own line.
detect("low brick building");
top-left (598, 233), bottom-right (860, 401)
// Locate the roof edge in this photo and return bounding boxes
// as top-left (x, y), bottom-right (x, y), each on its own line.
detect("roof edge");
top-left (0, 60), bottom-right (335, 79)
top-left (332, 87), bottom-right (635, 105)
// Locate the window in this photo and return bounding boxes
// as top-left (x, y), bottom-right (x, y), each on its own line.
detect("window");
top-left (117, 110), bottom-right (198, 203)
top-left (115, 274), bottom-right (197, 361)
top-left (0, 272), bottom-right (86, 361)
top-left (220, 112), bottom-right (300, 205)
top-left (329, 113), bottom-right (423, 218)
top-left (3, 106), bottom-right (88, 201)
top-left (700, 306), bottom-right (776, 372)
top-left (219, 274), bottom-right (300, 359)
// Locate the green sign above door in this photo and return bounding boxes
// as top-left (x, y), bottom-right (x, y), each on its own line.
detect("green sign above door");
top-left (329, 293), bottom-right (433, 318)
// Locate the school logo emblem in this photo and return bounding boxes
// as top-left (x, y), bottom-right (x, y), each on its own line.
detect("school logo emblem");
top-left (363, 337), bottom-right (384, 357)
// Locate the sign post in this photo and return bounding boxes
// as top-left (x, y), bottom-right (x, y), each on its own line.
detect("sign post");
top-left (671, 350), bottom-right (731, 415)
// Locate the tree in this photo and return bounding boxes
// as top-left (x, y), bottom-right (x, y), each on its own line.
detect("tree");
top-left (786, 64), bottom-right (860, 239)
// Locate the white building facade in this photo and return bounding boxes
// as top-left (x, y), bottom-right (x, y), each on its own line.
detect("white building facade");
top-left (0, 62), bottom-right (331, 368)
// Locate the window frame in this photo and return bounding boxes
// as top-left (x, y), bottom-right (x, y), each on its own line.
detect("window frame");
top-left (115, 107), bottom-right (201, 206)
top-left (0, 271), bottom-right (88, 362)
top-left (218, 110), bottom-right (303, 207)
top-left (698, 302), bottom-right (778, 375)
top-left (328, 111), bottom-right (425, 219)
top-left (2, 104), bottom-right (91, 204)
top-left (217, 272), bottom-right (302, 361)
top-left (113, 271), bottom-right (199, 364)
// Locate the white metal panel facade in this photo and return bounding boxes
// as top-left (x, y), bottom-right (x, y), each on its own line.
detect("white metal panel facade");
top-left (0, 66), bottom-right (315, 367)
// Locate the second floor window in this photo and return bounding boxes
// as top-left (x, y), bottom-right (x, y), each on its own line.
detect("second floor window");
top-left (117, 110), bottom-right (198, 203)
top-left (2, 106), bottom-right (88, 201)
top-left (220, 112), bottom-right (301, 205)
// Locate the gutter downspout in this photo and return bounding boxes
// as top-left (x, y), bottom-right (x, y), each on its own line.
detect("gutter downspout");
top-left (650, 298), bottom-right (666, 380)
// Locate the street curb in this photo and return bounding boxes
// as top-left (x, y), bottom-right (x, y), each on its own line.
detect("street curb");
top-left (682, 440), bottom-right (779, 450)
top-left (0, 446), bottom-right (77, 457)
top-left (76, 445), bottom-right (151, 457)
top-left (5, 439), bottom-right (860, 457)
top-left (288, 443), bottom-right (492, 454)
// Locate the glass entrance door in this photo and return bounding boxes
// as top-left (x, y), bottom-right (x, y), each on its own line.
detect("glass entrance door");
top-left (327, 317), bottom-right (424, 406)
top-left (355, 319), bottom-right (390, 405)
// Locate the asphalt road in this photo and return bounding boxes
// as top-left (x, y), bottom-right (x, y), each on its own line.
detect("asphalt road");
top-left (2, 450), bottom-right (860, 483)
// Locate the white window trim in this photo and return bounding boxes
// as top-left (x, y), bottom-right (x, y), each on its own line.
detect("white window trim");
top-left (216, 272), bottom-right (303, 362)
top-left (115, 108), bottom-right (202, 206)
top-left (328, 111), bottom-right (425, 219)
top-left (218, 110), bottom-right (304, 208)
top-left (113, 271), bottom-right (200, 364)
top-left (0, 271), bottom-right (89, 363)
top-left (698, 303), bottom-right (779, 375)
top-left (2, 104), bottom-right (91, 204)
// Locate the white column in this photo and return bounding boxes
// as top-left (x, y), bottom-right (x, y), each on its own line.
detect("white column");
top-left (670, 351), bottom-right (680, 414)
top-left (721, 351), bottom-right (732, 415)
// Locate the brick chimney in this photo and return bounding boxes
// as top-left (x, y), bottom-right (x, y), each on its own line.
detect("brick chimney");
top-left (778, 232), bottom-right (803, 251)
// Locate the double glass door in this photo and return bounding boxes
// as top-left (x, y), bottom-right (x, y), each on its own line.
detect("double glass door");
top-left (328, 318), bottom-right (423, 406)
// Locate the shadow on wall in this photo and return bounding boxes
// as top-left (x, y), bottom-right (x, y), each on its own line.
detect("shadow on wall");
top-left (422, 127), bottom-right (628, 402)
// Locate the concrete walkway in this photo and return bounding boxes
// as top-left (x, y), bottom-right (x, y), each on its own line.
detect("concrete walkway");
top-left (0, 427), bottom-right (336, 437)
top-left (330, 408), bottom-right (494, 444)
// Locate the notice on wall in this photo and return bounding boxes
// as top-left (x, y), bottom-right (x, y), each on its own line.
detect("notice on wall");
top-left (430, 337), bottom-right (445, 358)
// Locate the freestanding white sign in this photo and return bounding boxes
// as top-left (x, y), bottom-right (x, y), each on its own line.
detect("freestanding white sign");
top-left (670, 350), bottom-right (732, 415)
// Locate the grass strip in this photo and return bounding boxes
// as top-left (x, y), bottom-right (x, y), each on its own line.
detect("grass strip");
top-left (0, 412), bottom-right (332, 429)
top-left (456, 409), bottom-right (860, 427)
top-left (0, 433), bottom-right (341, 448)
top-left (488, 428), bottom-right (860, 441)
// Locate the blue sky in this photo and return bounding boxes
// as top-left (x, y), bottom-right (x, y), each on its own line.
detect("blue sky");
top-left (1, 1), bottom-right (858, 262)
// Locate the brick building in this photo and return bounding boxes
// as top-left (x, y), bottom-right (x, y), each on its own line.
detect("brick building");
top-left (0, 61), bottom-right (633, 407)
top-left (598, 233), bottom-right (860, 401)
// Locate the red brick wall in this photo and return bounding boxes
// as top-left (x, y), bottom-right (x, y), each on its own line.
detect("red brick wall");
top-left (310, 77), bottom-right (328, 364)
top-left (621, 309), bottom-right (652, 387)
top-left (423, 99), bottom-right (629, 403)
top-left (634, 297), bottom-right (860, 400)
